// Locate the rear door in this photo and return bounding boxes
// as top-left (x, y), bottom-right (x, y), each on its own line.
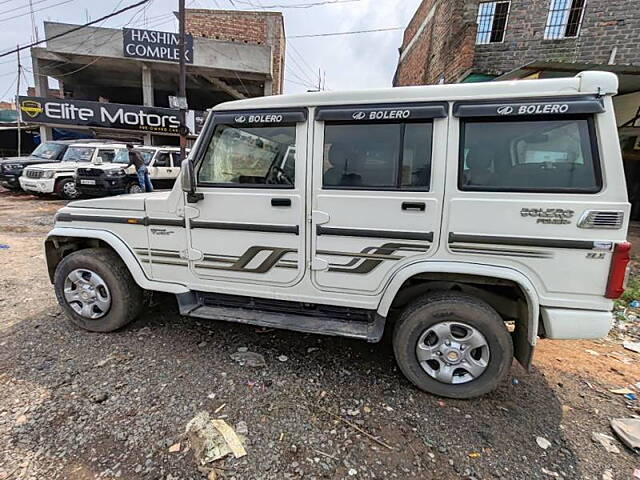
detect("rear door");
top-left (310, 103), bottom-right (448, 295)
top-left (443, 97), bottom-right (629, 301)
top-left (188, 109), bottom-right (308, 287)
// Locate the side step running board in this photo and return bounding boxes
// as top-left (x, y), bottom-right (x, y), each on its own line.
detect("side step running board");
top-left (176, 292), bottom-right (385, 342)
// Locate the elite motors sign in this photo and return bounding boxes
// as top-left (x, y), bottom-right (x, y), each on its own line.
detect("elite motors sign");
top-left (123, 28), bottom-right (193, 64)
top-left (18, 96), bottom-right (182, 134)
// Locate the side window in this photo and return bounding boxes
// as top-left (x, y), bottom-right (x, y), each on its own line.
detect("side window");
top-left (171, 152), bottom-right (182, 167)
top-left (155, 152), bottom-right (170, 167)
top-left (323, 122), bottom-right (432, 190)
top-left (97, 149), bottom-right (115, 163)
top-left (114, 149), bottom-right (129, 164)
top-left (459, 117), bottom-right (601, 192)
top-left (198, 124), bottom-right (296, 187)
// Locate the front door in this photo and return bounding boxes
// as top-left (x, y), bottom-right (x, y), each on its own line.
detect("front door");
top-left (188, 109), bottom-right (308, 287)
top-left (310, 103), bottom-right (448, 295)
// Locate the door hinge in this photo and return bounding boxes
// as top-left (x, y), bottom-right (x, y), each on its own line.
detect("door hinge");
top-left (310, 258), bottom-right (329, 271)
top-left (311, 210), bottom-right (330, 225)
top-left (180, 248), bottom-right (203, 261)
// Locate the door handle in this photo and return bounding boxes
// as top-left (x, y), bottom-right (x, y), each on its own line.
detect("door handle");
top-left (271, 198), bottom-right (292, 207)
top-left (402, 202), bottom-right (425, 211)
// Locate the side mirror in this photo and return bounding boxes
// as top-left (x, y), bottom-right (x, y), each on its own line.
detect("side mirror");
top-left (181, 158), bottom-right (203, 203)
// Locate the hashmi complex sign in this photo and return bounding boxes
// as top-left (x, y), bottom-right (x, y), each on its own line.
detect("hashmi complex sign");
top-left (123, 28), bottom-right (193, 64)
top-left (18, 97), bottom-right (183, 134)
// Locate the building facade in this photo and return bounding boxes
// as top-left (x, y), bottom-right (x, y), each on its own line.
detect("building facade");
top-left (25, 8), bottom-right (285, 145)
top-left (394, 0), bottom-right (640, 86)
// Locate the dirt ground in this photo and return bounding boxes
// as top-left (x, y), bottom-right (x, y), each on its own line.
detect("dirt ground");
top-left (1, 187), bottom-right (640, 480)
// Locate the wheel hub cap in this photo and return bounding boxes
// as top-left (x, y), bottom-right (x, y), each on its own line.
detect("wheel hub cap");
top-left (416, 321), bottom-right (490, 385)
top-left (63, 269), bottom-right (111, 319)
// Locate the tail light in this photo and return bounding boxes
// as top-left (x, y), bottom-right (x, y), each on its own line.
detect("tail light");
top-left (605, 241), bottom-right (631, 299)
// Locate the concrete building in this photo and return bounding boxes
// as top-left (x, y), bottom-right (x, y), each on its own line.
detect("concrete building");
top-left (26, 8), bottom-right (285, 145)
top-left (393, 0), bottom-right (640, 213)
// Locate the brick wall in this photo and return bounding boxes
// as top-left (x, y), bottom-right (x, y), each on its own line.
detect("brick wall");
top-left (473, 0), bottom-right (640, 76)
top-left (185, 9), bottom-right (285, 94)
top-left (394, 0), bottom-right (478, 86)
top-left (395, 0), bottom-right (640, 86)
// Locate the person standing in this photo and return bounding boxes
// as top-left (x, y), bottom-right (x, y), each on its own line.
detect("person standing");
top-left (126, 144), bottom-right (153, 193)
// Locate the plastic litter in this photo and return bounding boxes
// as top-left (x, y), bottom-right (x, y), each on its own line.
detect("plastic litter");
top-left (630, 300), bottom-right (640, 308)
top-left (625, 393), bottom-right (638, 401)
top-left (623, 342), bottom-right (640, 354)
top-left (0, 244), bottom-right (9, 249)
top-left (611, 418), bottom-right (640, 452)
top-left (591, 432), bottom-right (620, 454)
top-left (185, 411), bottom-right (247, 465)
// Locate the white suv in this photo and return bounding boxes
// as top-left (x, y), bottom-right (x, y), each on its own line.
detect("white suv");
top-left (44, 71), bottom-right (630, 398)
top-left (20, 142), bottom-right (129, 199)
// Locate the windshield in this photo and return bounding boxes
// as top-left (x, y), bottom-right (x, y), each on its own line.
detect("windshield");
top-left (31, 142), bottom-right (65, 160)
top-left (62, 146), bottom-right (95, 163)
top-left (113, 149), bottom-right (130, 164)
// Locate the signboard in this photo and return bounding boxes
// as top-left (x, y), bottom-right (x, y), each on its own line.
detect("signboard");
top-left (18, 96), bottom-right (185, 135)
top-left (123, 28), bottom-right (193, 64)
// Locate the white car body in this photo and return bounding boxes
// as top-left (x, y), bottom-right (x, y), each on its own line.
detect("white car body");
top-left (20, 142), bottom-right (129, 197)
top-left (45, 71), bottom-right (630, 376)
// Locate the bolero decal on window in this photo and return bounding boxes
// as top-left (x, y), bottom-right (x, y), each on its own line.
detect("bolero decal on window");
top-left (211, 108), bottom-right (308, 125)
top-left (315, 103), bottom-right (448, 122)
top-left (453, 96), bottom-right (604, 118)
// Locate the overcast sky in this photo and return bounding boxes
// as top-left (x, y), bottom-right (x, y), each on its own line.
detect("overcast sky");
top-left (0, 0), bottom-right (423, 102)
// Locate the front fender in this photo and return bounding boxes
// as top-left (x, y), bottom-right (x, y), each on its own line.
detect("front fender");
top-left (377, 261), bottom-right (541, 347)
top-left (45, 226), bottom-right (189, 294)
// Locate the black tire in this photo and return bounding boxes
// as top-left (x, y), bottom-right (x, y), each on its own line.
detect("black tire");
top-left (1, 181), bottom-right (21, 191)
top-left (55, 177), bottom-right (81, 200)
top-left (127, 181), bottom-right (143, 194)
top-left (54, 248), bottom-right (144, 332)
top-left (393, 291), bottom-right (513, 399)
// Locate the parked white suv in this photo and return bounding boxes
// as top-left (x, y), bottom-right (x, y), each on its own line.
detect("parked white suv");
top-left (75, 146), bottom-right (187, 196)
top-left (20, 142), bottom-right (129, 199)
top-left (44, 71), bottom-right (630, 398)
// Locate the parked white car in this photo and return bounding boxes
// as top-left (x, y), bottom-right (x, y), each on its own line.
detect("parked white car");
top-left (44, 71), bottom-right (630, 398)
top-left (75, 146), bottom-right (187, 196)
top-left (20, 142), bottom-right (130, 199)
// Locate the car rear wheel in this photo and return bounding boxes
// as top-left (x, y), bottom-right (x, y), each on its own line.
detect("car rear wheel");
top-left (393, 291), bottom-right (513, 399)
top-left (55, 178), bottom-right (81, 200)
top-left (1, 181), bottom-right (21, 191)
top-left (54, 248), bottom-right (144, 332)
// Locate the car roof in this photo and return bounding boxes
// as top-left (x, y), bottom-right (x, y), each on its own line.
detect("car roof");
top-left (68, 143), bottom-right (128, 148)
top-left (212, 71), bottom-right (619, 112)
top-left (47, 139), bottom-right (125, 145)
top-left (135, 146), bottom-right (185, 151)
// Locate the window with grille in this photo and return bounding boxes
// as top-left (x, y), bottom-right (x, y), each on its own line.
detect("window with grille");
top-left (544, 0), bottom-right (587, 39)
top-left (476, 1), bottom-right (510, 45)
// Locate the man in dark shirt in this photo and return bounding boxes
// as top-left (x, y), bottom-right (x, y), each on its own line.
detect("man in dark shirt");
top-left (126, 144), bottom-right (153, 193)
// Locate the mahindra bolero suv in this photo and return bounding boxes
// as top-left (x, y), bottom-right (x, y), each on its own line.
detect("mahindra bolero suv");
top-left (43, 71), bottom-right (630, 398)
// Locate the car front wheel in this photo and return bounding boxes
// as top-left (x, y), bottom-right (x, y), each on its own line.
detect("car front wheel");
top-left (54, 248), bottom-right (144, 332)
top-left (55, 178), bottom-right (81, 200)
top-left (393, 291), bottom-right (513, 399)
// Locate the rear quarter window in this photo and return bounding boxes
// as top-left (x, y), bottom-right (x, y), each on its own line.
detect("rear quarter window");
top-left (459, 116), bottom-right (602, 193)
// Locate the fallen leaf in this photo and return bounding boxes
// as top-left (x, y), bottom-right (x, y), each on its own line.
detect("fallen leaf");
top-left (468, 452), bottom-right (481, 459)
top-left (168, 442), bottom-right (181, 453)
top-left (584, 349), bottom-right (600, 356)
top-left (561, 405), bottom-right (573, 413)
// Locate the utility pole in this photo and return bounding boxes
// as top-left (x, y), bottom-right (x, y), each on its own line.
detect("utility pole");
top-left (178, 0), bottom-right (187, 159)
top-left (16, 45), bottom-right (21, 157)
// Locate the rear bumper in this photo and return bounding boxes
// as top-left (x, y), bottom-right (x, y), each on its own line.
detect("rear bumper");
top-left (541, 307), bottom-right (612, 339)
top-left (19, 176), bottom-right (55, 193)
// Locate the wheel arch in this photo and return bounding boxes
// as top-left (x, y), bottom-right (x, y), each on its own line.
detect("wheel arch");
top-left (45, 227), bottom-right (189, 294)
top-left (378, 261), bottom-right (540, 369)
